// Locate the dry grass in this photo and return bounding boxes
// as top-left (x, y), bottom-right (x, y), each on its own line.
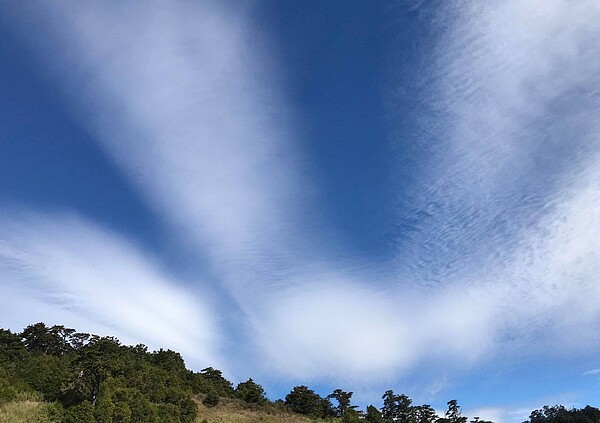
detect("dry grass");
top-left (0, 400), bottom-right (55, 423)
top-left (0, 396), bottom-right (329, 423)
top-left (195, 397), bottom-right (325, 423)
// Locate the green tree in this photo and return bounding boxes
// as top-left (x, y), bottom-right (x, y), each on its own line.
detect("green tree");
top-left (521, 405), bottom-right (600, 423)
top-left (17, 353), bottom-right (70, 401)
top-left (285, 386), bottom-right (322, 416)
top-left (236, 378), bottom-right (267, 404)
top-left (198, 367), bottom-right (234, 397)
top-left (151, 349), bottom-right (186, 375)
top-left (328, 389), bottom-right (357, 418)
top-left (381, 391), bottom-right (413, 423)
top-left (366, 405), bottom-right (385, 423)
top-left (0, 329), bottom-right (27, 364)
top-left (21, 323), bottom-right (87, 356)
top-left (74, 336), bottom-right (123, 405)
top-left (413, 404), bottom-right (438, 423)
top-left (440, 400), bottom-right (467, 423)
top-left (343, 407), bottom-right (362, 423)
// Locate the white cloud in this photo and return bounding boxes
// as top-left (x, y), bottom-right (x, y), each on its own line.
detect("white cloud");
top-left (5, 1), bottom-right (306, 271)
top-left (582, 369), bottom-right (600, 376)
top-left (3, 0), bottom-right (600, 394)
top-left (0, 211), bottom-right (219, 368)
top-left (393, 0), bottom-right (600, 286)
top-left (466, 407), bottom-right (506, 423)
top-left (384, 0), bottom-right (600, 359)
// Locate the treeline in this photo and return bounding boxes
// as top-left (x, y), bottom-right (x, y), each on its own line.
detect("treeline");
top-left (0, 323), bottom-right (267, 422)
top-left (1, 323), bottom-right (599, 423)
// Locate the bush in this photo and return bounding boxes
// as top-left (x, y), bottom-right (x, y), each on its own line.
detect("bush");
top-left (64, 400), bottom-right (96, 423)
top-left (203, 390), bottom-right (220, 408)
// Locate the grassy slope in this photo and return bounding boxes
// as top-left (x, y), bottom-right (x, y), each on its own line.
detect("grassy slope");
top-left (0, 397), bottom-right (329, 423)
top-left (195, 398), bottom-right (322, 423)
top-left (0, 400), bottom-right (56, 423)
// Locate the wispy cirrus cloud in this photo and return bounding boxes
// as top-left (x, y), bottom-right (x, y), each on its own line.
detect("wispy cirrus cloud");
top-left (393, 0), bottom-right (600, 287)
top-left (0, 210), bottom-right (219, 368)
top-left (257, 0), bottom-right (600, 383)
top-left (2, 0), bottom-right (600, 404)
top-left (2, 0), bottom-right (327, 377)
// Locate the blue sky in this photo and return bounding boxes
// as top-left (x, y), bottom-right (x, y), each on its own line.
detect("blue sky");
top-left (1, 1), bottom-right (600, 421)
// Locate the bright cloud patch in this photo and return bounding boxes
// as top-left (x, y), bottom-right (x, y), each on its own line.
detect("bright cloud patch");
top-left (0, 211), bottom-right (219, 368)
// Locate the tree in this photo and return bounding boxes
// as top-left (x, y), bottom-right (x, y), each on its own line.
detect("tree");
top-left (440, 400), bottom-right (467, 423)
top-left (198, 367), bottom-right (234, 398)
top-left (343, 407), bottom-right (362, 423)
top-left (413, 405), bottom-right (438, 423)
top-left (73, 336), bottom-right (123, 405)
top-left (151, 349), bottom-right (186, 374)
top-left (523, 405), bottom-right (600, 423)
top-left (236, 378), bottom-right (267, 404)
top-left (285, 386), bottom-right (334, 418)
top-left (203, 389), bottom-right (220, 407)
top-left (20, 323), bottom-right (88, 356)
top-left (328, 389), bottom-right (357, 418)
top-left (285, 386), bottom-right (322, 416)
top-left (381, 390), bottom-right (413, 423)
top-left (366, 405), bottom-right (385, 423)
top-left (0, 329), bottom-right (27, 367)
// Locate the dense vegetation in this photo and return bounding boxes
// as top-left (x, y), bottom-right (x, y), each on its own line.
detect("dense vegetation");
top-left (1, 323), bottom-right (598, 423)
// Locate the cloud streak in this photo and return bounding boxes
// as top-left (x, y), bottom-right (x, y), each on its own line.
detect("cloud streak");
top-left (0, 210), bottom-right (218, 368)
top-left (2, 0), bottom-right (600, 403)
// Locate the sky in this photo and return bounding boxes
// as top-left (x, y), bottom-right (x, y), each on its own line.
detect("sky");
top-left (1, 1), bottom-right (600, 421)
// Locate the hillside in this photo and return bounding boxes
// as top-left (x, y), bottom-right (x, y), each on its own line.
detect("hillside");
top-left (0, 396), bottom-right (321, 423)
top-left (2, 323), bottom-right (599, 423)
top-left (194, 397), bottom-right (321, 423)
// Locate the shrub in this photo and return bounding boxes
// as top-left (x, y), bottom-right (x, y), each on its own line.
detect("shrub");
top-left (203, 390), bottom-right (220, 408)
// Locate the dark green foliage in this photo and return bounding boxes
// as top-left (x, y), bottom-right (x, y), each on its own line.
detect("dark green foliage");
top-left (112, 401), bottom-right (132, 423)
top-left (113, 387), bottom-right (158, 422)
top-left (152, 349), bottom-right (187, 375)
top-left (412, 404), bottom-right (438, 423)
top-left (342, 408), bottom-right (362, 423)
top-left (382, 390), bottom-right (413, 423)
top-left (524, 405), bottom-right (600, 423)
top-left (196, 367), bottom-right (235, 397)
top-left (0, 366), bottom-right (21, 404)
top-left (380, 392), bottom-right (438, 423)
top-left (0, 323), bottom-right (211, 422)
top-left (328, 388), bottom-right (358, 418)
top-left (93, 400), bottom-right (116, 423)
top-left (157, 403), bottom-right (181, 423)
top-left (64, 400), bottom-right (96, 423)
top-left (0, 329), bottom-right (27, 364)
top-left (441, 400), bottom-right (467, 423)
top-left (236, 378), bottom-right (267, 404)
top-left (74, 336), bottom-right (123, 405)
top-left (203, 389), bottom-right (220, 407)
top-left (178, 395), bottom-right (198, 423)
top-left (285, 385), bottom-right (334, 418)
top-left (366, 405), bottom-right (384, 423)
top-left (46, 402), bottom-right (66, 421)
top-left (16, 353), bottom-right (71, 401)
top-left (21, 323), bottom-right (89, 356)
top-left (4, 322), bottom-right (600, 423)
